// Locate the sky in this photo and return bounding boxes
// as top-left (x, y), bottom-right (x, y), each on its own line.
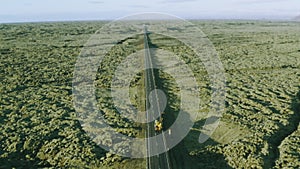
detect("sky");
top-left (0, 0), bottom-right (300, 23)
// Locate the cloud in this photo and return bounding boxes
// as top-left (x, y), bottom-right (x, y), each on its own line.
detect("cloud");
top-left (88, 1), bottom-right (104, 4)
top-left (23, 3), bottom-right (32, 6)
top-left (161, 0), bottom-right (198, 3)
top-left (130, 5), bottom-right (149, 8)
top-left (237, 0), bottom-right (286, 4)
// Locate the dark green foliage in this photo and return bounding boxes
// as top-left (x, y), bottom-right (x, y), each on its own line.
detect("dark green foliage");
top-left (0, 21), bottom-right (299, 168)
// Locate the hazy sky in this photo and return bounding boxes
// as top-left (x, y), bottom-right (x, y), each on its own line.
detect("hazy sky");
top-left (1, 0), bottom-right (300, 22)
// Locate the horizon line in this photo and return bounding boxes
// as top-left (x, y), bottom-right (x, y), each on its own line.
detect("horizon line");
top-left (0, 17), bottom-right (298, 24)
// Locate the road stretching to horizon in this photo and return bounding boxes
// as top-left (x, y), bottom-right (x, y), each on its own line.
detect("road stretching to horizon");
top-left (143, 25), bottom-right (172, 169)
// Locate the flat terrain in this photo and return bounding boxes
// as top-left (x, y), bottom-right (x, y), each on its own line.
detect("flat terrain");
top-left (0, 20), bottom-right (299, 168)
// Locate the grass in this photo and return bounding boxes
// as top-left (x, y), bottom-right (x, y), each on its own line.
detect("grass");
top-left (0, 20), bottom-right (299, 168)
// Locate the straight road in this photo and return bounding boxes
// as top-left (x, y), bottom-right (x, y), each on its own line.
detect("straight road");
top-left (143, 25), bottom-right (172, 169)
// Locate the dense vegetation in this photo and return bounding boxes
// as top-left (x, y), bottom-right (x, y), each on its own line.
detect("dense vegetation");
top-left (0, 21), bottom-right (299, 168)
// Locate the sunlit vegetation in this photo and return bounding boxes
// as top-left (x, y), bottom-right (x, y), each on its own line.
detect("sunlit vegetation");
top-left (0, 20), bottom-right (299, 168)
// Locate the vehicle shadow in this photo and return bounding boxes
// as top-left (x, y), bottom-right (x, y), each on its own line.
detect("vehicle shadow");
top-left (262, 87), bottom-right (300, 168)
top-left (147, 33), bottom-right (232, 169)
top-left (182, 118), bottom-right (233, 169)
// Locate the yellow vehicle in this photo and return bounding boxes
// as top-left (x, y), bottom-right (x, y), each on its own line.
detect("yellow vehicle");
top-left (154, 119), bottom-right (163, 132)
